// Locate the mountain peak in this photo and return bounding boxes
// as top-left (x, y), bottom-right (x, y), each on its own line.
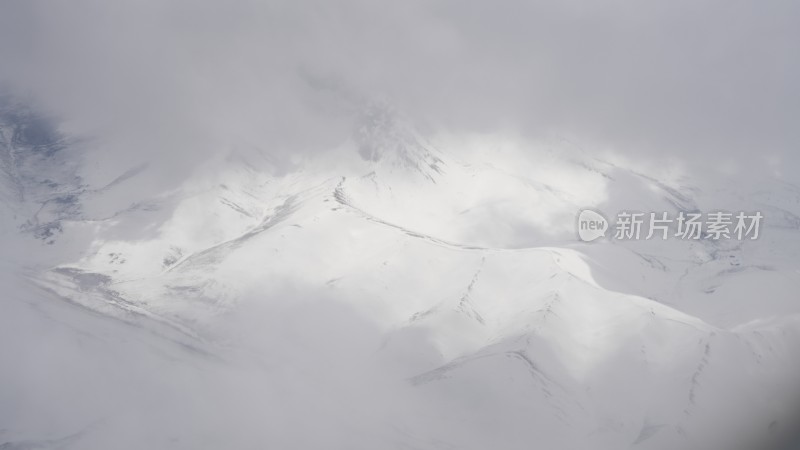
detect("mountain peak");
top-left (353, 102), bottom-right (444, 182)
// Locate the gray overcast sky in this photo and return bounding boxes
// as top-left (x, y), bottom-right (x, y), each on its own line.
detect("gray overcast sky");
top-left (1, 0), bottom-right (798, 179)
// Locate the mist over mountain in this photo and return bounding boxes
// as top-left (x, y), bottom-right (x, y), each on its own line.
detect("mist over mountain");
top-left (1, 2), bottom-right (800, 449)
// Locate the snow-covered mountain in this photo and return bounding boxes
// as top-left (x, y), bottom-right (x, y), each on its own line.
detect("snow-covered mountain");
top-left (2, 98), bottom-right (800, 450)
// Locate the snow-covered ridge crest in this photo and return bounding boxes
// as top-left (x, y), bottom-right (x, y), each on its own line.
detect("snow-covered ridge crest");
top-left (2, 98), bottom-right (800, 450)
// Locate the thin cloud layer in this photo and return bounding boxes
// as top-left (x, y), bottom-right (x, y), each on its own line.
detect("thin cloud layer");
top-left (1, 0), bottom-right (798, 180)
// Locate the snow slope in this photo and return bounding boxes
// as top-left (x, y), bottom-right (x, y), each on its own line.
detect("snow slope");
top-left (2, 99), bottom-right (800, 450)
